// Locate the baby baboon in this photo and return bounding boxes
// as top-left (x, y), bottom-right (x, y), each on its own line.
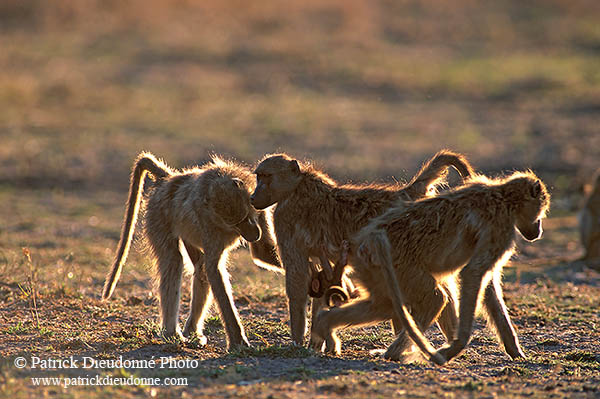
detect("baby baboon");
top-left (579, 170), bottom-right (600, 270)
top-left (312, 171), bottom-right (550, 364)
top-left (309, 241), bottom-right (358, 307)
top-left (251, 150), bottom-right (474, 345)
top-left (102, 152), bottom-right (280, 350)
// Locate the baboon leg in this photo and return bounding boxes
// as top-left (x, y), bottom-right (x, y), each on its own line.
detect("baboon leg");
top-left (391, 317), bottom-right (403, 335)
top-left (153, 237), bottom-right (185, 339)
top-left (309, 295), bottom-right (333, 350)
top-left (182, 241), bottom-right (211, 344)
top-left (436, 283), bottom-right (458, 342)
top-left (483, 277), bottom-right (525, 359)
top-left (384, 284), bottom-right (448, 361)
top-left (311, 298), bottom-right (393, 354)
top-left (204, 243), bottom-right (249, 350)
top-left (435, 262), bottom-right (488, 363)
top-left (281, 245), bottom-right (311, 345)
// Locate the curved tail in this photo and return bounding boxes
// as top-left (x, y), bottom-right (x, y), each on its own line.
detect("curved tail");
top-left (404, 150), bottom-right (474, 199)
top-left (102, 152), bottom-right (172, 300)
top-left (356, 229), bottom-right (445, 365)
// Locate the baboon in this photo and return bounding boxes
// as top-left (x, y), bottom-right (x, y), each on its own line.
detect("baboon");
top-left (312, 171), bottom-right (550, 365)
top-left (579, 170), bottom-right (600, 270)
top-left (102, 152), bottom-right (280, 350)
top-left (309, 241), bottom-right (359, 307)
top-left (251, 150), bottom-right (474, 346)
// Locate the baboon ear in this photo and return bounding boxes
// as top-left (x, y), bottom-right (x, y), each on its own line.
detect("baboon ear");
top-left (290, 160), bottom-right (300, 174)
top-left (530, 180), bottom-right (542, 198)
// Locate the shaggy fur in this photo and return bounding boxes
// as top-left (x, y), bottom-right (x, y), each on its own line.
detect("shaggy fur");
top-left (251, 150), bottom-right (474, 345)
top-left (102, 152), bottom-right (280, 350)
top-left (312, 171), bottom-right (550, 364)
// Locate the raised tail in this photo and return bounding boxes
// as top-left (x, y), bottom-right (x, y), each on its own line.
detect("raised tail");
top-left (102, 152), bottom-right (172, 300)
top-left (404, 150), bottom-right (474, 200)
top-left (356, 229), bottom-right (445, 365)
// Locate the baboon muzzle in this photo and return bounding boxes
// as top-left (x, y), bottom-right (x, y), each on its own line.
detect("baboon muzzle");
top-left (236, 218), bottom-right (261, 242)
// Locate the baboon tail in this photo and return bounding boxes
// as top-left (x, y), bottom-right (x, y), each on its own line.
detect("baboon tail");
top-left (405, 150), bottom-right (474, 199)
top-left (102, 153), bottom-right (172, 300)
top-left (358, 229), bottom-right (445, 365)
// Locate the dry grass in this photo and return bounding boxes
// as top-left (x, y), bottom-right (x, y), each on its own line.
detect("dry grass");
top-left (1, 1), bottom-right (600, 397)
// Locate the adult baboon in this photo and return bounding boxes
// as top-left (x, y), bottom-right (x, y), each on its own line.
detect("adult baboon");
top-left (102, 152), bottom-right (280, 350)
top-left (251, 150), bottom-right (474, 345)
top-left (579, 170), bottom-right (600, 270)
top-left (312, 171), bottom-right (550, 364)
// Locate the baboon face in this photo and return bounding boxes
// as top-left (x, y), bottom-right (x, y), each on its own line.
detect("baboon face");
top-left (210, 178), bottom-right (262, 242)
top-left (251, 155), bottom-right (302, 210)
top-left (517, 218), bottom-right (542, 241)
top-left (516, 180), bottom-right (549, 242)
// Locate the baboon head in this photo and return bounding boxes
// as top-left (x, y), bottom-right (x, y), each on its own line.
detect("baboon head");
top-left (308, 269), bottom-right (329, 298)
top-left (251, 154), bottom-right (303, 209)
top-left (515, 178), bottom-right (550, 242)
top-left (209, 178), bottom-right (262, 242)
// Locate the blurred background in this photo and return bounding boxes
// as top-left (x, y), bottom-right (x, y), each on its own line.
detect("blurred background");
top-left (1, 0), bottom-right (599, 205)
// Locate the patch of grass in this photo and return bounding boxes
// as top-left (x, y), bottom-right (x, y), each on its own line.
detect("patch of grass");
top-left (564, 351), bottom-right (598, 364)
top-left (5, 322), bottom-right (31, 335)
top-left (499, 365), bottom-right (533, 377)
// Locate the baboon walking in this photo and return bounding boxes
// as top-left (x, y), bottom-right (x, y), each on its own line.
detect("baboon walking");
top-left (102, 152), bottom-right (280, 350)
top-left (579, 170), bottom-right (600, 270)
top-left (251, 150), bottom-right (474, 346)
top-left (312, 171), bottom-right (550, 364)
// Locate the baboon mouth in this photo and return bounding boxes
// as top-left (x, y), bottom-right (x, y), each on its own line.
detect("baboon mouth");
top-left (251, 199), bottom-right (271, 210)
top-left (237, 220), bottom-right (261, 242)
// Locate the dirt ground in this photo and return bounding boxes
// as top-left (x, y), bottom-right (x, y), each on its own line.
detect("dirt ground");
top-left (1, 1), bottom-right (600, 398)
top-left (1, 194), bottom-right (599, 399)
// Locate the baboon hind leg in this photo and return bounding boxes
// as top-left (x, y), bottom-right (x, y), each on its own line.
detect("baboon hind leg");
top-left (311, 298), bottom-right (393, 355)
top-left (182, 241), bottom-right (211, 345)
top-left (435, 259), bottom-right (489, 363)
top-left (385, 283), bottom-right (448, 361)
top-left (151, 237), bottom-right (185, 339)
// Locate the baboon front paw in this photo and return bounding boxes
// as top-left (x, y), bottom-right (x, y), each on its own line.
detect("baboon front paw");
top-left (432, 346), bottom-right (453, 366)
top-left (508, 348), bottom-right (526, 360)
top-left (183, 330), bottom-right (208, 347)
top-left (383, 347), bottom-right (403, 361)
top-left (228, 339), bottom-right (251, 352)
top-left (182, 324), bottom-right (197, 337)
top-left (162, 329), bottom-right (186, 342)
